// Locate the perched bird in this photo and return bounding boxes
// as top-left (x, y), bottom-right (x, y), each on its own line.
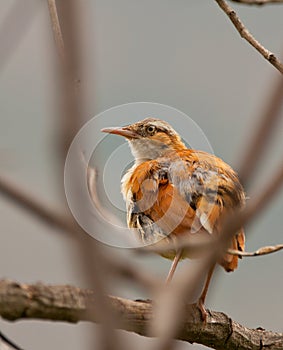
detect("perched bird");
top-left (102, 118), bottom-right (245, 320)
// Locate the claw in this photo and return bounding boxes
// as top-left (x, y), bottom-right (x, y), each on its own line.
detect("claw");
top-left (196, 299), bottom-right (208, 323)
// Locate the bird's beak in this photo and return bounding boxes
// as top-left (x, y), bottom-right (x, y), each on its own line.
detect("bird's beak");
top-left (101, 126), bottom-right (139, 139)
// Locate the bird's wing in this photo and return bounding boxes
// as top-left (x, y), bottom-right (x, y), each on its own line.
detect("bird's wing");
top-left (124, 150), bottom-right (245, 269)
top-left (168, 150), bottom-right (246, 271)
top-left (168, 150), bottom-right (245, 229)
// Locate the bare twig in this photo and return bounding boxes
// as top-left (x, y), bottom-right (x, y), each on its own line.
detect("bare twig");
top-left (47, 0), bottom-right (82, 158)
top-left (137, 233), bottom-right (283, 259)
top-left (47, 0), bottom-right (66, 63)
top-left (0, 280), bottom-right (282, 350)
top-left (228, 243), bottom-right (283, 256)
top-left (215, 0), bottom-right (283, 74)
top-left (0, 330), bottom-right (24, 350)
top-left (230, 0), bottom-right (283, 4)
top-left (47, 0), bottom-right (121, 348)
top-left (81, 153), bottom-right (124, 227)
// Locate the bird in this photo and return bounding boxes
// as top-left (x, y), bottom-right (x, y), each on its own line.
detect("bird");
top-left (102, 117), bottom-right (245, 321)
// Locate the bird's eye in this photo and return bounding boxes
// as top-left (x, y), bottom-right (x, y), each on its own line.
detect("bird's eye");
top-left (146, 125), bottom-right (156, 135)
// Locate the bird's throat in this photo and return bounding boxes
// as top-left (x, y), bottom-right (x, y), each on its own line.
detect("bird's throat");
top-left (128, 138), bottom-right (185, 163)
top-left (128, 139), bottom-right (165, 162)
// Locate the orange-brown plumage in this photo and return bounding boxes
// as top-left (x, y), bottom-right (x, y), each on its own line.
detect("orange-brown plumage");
top-left (102, 117), bottom-right (245, 320)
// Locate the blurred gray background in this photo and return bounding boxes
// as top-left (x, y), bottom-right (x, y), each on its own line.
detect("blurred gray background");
top-left (0, 1), bottom-right (282, 349)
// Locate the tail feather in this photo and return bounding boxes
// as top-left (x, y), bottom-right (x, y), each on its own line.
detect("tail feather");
top-left (221, 228), bottom-right (245, 272)
top-left (236, 228), bottom-right (245, 259)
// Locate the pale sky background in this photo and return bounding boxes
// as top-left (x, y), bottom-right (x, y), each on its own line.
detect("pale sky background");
top-left (0, 1), bottom-right (283, 349)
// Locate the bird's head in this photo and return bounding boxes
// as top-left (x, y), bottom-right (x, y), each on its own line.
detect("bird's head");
top-left (102, 118), bottom-right (186, 162)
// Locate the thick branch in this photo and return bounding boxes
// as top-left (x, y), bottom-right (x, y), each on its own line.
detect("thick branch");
top-left (215, 0), bottom-right (283, 74)
top-left (0, 280), bottom-right (282, 350)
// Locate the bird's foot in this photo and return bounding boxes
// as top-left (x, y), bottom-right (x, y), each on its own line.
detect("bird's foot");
top-left (196, 299), bottom-right (208, 323)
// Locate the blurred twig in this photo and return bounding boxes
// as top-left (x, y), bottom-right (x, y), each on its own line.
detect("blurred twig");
top-left (47, 0), bottom-right (66, 64)
top-left (47, 0), bottom-right (82, 159)
top-left (47, 0), bottom-right (117, 348)
top-left (215, 0), bottom-right (283, 74)
top-left (47, 2), bottom-right (141, 349)
top-left (81, 152), bottom-right (125, 227)
top-left (0, 174), bottom-right (71, 235)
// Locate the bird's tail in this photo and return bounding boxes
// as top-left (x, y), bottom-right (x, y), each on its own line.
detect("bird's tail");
top-left (221, 228), bottom-right (245, 272)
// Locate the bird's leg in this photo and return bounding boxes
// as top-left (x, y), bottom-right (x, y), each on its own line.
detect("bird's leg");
top-left (165, 249), bottom-right (183, 284)
top-left (197, 263), bottom-right (215, 322)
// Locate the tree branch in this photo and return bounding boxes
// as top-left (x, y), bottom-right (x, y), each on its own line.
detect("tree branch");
top-left (0, 280), bottom-right (282, 350)
top-left (0, 330), bottom-right (24, 350)
top-left (230, 0), bottom-right (283, 5)
top-left (47, 0), bottom-right (66, 64)
top-left (228, 243), bottom-right (283, 256)
top-left (215, 0), bottom-right (283, 74)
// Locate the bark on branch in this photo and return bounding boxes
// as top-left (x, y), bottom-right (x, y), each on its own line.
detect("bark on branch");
top-left (0, 280), bottom-right (282, 350)
top-left (230, 0), bottom-right (283, 4)
top-left (215, 0), bottom-right (283, 74)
